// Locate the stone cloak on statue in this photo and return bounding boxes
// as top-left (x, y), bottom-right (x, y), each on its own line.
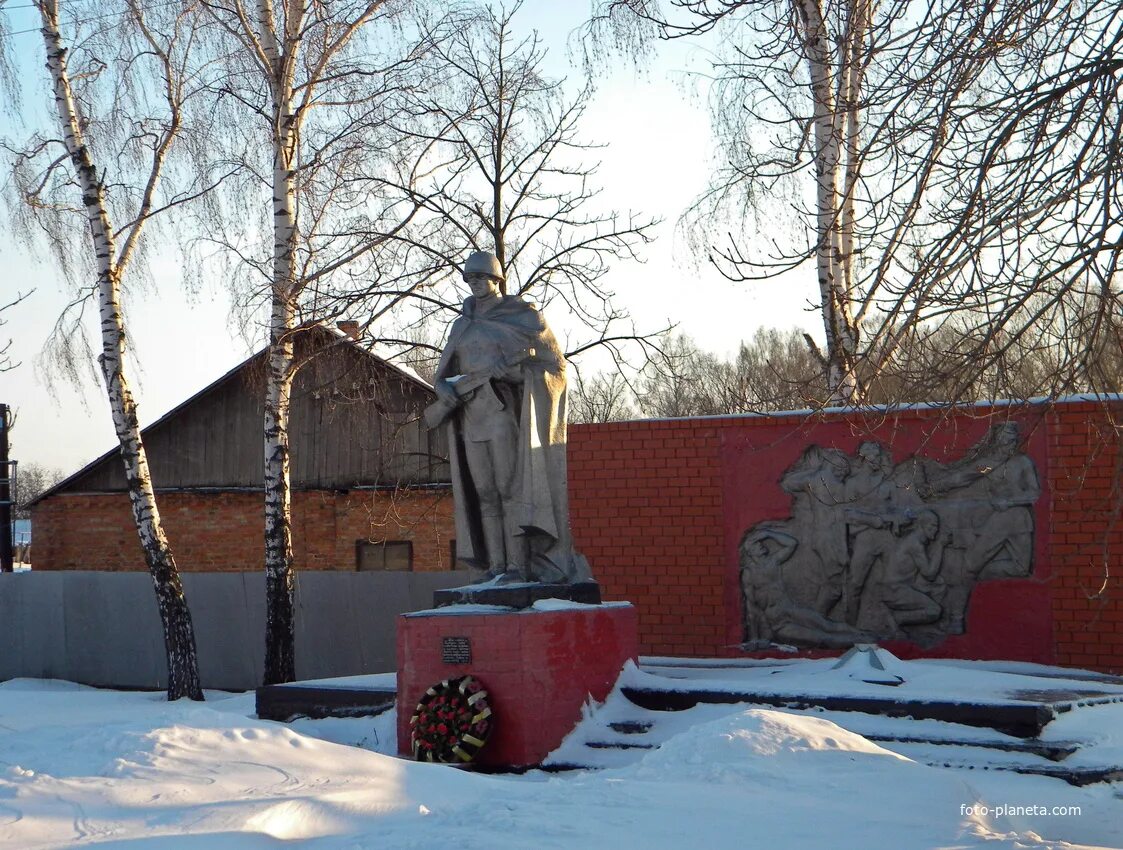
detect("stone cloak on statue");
top-left (435, 294), bottom-right (589, 583)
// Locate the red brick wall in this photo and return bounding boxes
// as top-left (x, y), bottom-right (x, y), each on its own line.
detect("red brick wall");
top-left (570, 401), bottom-right (1123, 672)
top-left (30, 400), bottom-right (1123, 671)
top-left (1047, 402), bottom-right (1123, 670)
top-left (568, 419), bottom-right (727, 657)
top-left (33, 487), bottom-right (455, 572)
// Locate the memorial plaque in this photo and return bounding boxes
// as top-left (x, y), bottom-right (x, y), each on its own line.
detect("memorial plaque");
top-left (441, 636), bottom-right (472, 664)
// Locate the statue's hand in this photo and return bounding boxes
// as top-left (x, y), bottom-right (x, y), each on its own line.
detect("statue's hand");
top-left (436, 378), bottom-right (460, 405)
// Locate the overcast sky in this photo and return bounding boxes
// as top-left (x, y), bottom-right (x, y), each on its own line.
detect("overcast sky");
top-left (0, 1), bottom-right (821, 475)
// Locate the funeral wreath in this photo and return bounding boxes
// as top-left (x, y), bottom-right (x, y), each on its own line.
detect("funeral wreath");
top-left (410, 675), bottom-right (493, 763)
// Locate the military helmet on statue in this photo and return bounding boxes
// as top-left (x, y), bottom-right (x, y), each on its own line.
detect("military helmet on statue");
top-left (463, 250), bottom-right (505, 283)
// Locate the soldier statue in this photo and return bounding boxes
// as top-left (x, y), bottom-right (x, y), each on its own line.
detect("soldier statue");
top-left (428, 251), bottom-right (589, 585)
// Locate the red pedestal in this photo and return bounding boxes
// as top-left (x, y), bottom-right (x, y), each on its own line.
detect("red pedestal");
top-left (397, 603), bottom-right (638, 768)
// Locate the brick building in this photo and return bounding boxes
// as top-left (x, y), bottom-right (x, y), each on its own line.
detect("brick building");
top-left (568, 398), bottom-right (1123, 673)
top-left (31, 324), bottom-right (456, 573)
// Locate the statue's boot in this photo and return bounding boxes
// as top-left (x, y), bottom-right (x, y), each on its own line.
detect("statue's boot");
top-left (505, 524), bottom-right (530, 583)
top-left (493, 567), bottom-right (527, 585)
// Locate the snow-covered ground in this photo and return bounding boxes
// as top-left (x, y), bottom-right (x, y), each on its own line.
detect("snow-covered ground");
top-left (0, 670), bottom-right (1120, 849)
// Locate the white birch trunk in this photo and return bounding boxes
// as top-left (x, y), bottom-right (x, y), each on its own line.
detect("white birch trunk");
top-left (263, 286), bottom-right (295, 685)
top-left (794, 0), bottom-right (862, 404)
top-left (839, 0), bottom-right (871, 309)
top-left (837, 0), bottom-right (872, 397)
top-left (261, 0), bottom-right (301, 685)
top-left (39, 0), bottom-right (202, 700)
top-left (228, 0), bottom-right (385, 684)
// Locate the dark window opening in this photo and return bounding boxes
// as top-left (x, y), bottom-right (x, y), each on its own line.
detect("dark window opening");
top-left (356, 540), bottom-right (413, 571)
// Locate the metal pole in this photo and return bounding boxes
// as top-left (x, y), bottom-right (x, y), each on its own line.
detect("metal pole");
top-left (9, 460), bottom-right (17, 563)
top-left (0, 404), bottom-right (12, 573)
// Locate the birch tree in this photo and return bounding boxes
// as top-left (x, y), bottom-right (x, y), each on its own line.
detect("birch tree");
top-left (589, 0), bottom-right (1123, 406)
top-left (872, 2), bottom-right (1123, 405)
top-left (0, 291), bottom-right (29, 371)
top-left (3, 0), bottom-right (205, 700)
top-left (195, 0), bottom-right (453, 684)
top-left (588, 0), bottom-right (877, 401)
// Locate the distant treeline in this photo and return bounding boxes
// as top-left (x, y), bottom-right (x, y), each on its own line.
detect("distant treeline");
top-left (570, 323), bottom-right (1123, 423)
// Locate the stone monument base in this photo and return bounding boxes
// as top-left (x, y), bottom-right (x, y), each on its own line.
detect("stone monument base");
top-left (397, 602), bottom-right (637, 768)
top-left (432, 580), bottom-right (601, 609)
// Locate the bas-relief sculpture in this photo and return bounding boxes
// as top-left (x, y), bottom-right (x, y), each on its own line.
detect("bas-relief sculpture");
top-left (429, 251), bottom-right (589, 585)
top-left (740, 423), bottom-right (1040, 649)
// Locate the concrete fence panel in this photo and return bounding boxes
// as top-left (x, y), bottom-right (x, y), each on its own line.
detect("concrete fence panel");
top-left (0, 569), bottom-right (471, 691)
top-left (0, 572), bottom-right (67, 682)
top-left (64, 572), bottom-right (164, 689)
top-left (185, 571), bottom-right (265, 691)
